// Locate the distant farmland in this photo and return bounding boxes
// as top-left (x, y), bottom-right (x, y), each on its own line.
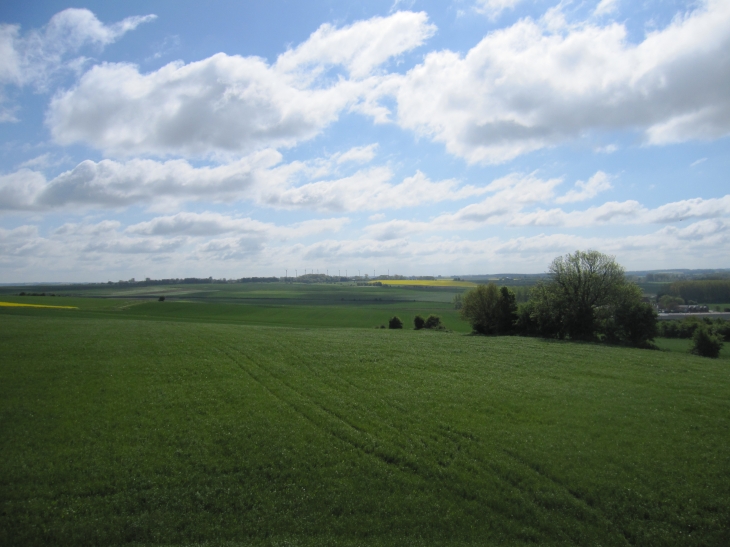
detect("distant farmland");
top-left (371, 279), bottom-right (478, 288)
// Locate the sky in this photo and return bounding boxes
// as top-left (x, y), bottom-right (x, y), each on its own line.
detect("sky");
top-left (0, 0), bottom-right (729, 282)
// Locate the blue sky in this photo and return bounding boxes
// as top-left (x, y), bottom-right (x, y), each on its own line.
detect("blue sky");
top-left (1, 0), bottom-right (728, 282)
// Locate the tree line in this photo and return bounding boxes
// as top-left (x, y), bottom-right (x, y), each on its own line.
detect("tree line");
top-left (662, 280), bottom-right (730, 303)
top-left (454, 250), bottom-right (724, 357)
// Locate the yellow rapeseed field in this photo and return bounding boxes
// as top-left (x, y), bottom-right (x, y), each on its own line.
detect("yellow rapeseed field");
top-left (370, 279), bottom-right (477, 288)
top-left (0, 302), bottom-right (78, 309)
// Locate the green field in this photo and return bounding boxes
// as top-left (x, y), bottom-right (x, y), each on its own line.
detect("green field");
top-left (1, 284), bottom-right (729, 545)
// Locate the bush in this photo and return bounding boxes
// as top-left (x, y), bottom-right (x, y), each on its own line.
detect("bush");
top-left (414, 315), bottom-right (425, 330)
top-left (690, 325), bottom-right (723, 358)
top-left (158, 296), bottom-right (165, 302)
top-left (424, 315), bottom-right (442, 329)
top-left (388, 316), bottom-right (403, 329)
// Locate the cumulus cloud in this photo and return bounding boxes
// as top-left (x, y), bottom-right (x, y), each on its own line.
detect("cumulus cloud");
top-left (555, 171), bottom-right (612, 203)
top-left (47, 12), bottom-right (435, 157)
top-left (395, 0), bottom-right (730, 163)
top-left (0, 225), bottom-right (46, 259)
top-left (0, 151), bottom-right (283, 210)
top-left (0, 9), bottom-right (155, 90)
top-left (0, 151), bottom-right (485, 213)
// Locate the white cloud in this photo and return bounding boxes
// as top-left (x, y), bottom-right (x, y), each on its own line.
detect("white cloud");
top-left (0, 151), bottom-right (283, 210)
top-left (647, 195), bottom-right (730, 223)
top-left (275, 11), bottom-right (435, 79)
top-left (690, 157), bottom-right (707, 167)
top-left (259, 169), bottom-right (487, 212)
top-left (473, 0), bottom-right (524, 20)
top-left (0, 225), bottom-right (46, 259)
top-left (365, 184), bottom-right (730, 237)
top-left (297, 217), bottom-right (730, 270)
top-left (3, 214), bottom-right (730, 280)
top-left (364, 172), bottom-right (563, 239)
top-left (333, 144), bottom-right (378, 164)
top-left (0, 151), bottom-right (485, 213)
top-left (595, 144), bottom-right (618, 154)
top-left (0, 9), bottom-right (155, 91)
top-left (47, 12), bottom-right (435, 157)
top-left (0, 169), bottom-right (47, 210)
top-left (555, 171), bottom-right (612, 203)
top-left (395, 0), bottom-right (730, 163)
top-left (125, 212), bottom-right (348, 239)
top-left (594, 0), bottom-right (620, 17)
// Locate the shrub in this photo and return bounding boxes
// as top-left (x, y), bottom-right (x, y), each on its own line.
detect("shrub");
top-left (424, 315), bottom-right (442, 329)
top-left (388, 316), bottom-right (403, 329)
top-left (414, 315), bottom-right (425, 330)
top-left (690, 325), bottom-right (723, 358)
top-left (158, 296), bottom-right (165, 302)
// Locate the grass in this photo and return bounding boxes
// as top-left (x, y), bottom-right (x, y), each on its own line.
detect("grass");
top-left (1, 310), bottom-right (729, 546)
top-left (654, 337), bottom-right (730, 359)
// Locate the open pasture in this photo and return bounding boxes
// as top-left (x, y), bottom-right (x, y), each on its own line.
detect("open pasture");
top-left (1, 310), bottom-right (729, 546)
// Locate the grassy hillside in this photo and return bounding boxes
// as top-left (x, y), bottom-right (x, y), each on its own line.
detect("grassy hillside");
top-left (1, 312), bottom-right (728, 546)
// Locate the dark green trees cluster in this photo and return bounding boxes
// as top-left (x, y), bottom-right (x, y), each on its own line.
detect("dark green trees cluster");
top-left (460, 250), bottom-right (658, 348)
top-left (459, 283), bottom-right (517, 335)
top-left (413, 315), bottom-right (443, 330)
top-left (518, 251), bottom-right (657, 347)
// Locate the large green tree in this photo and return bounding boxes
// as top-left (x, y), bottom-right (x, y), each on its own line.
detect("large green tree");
top-left (528, 250), bottom-right (656, 346)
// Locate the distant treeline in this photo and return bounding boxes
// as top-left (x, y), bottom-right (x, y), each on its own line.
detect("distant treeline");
top-left (662, 280), bottom-right (730, 303)
top-left (658, 317), bottom-right (730, 339)
top-left (104, 277), bottom-right (281, 287)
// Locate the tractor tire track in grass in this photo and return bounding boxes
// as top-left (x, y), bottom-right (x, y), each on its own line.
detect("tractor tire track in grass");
top-left (211, 334), bottom-right (422, 475)
top-left (196, 327), bottom-right (631, 544)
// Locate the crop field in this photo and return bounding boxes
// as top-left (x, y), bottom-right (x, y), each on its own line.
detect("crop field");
top-left (0, 301), bottom-right (78, 310)
top-left (371, 280), bottom-right (478, 288)
top-left (1, 302), bottom-right (729, 546)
